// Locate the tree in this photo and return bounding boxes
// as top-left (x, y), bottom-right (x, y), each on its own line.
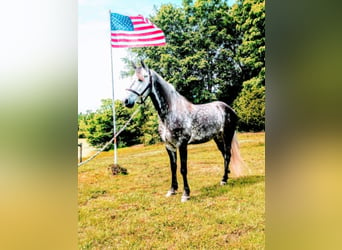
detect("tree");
top-left (232, 0), bottom-right (265, 82)
top-left (78, 110), bottom-right (94, 138)
top-left (123, 0), bottom-right (265, 131)
top-left (86, 99), bottom-right (114, 149)
top-left (85, 99), bottom-right (139, 149)
top-left (135, 100), bottom-right (161, 145)
top-left (81, 99), bottom-right (160, 149)
top-left (130, 0), bottom-right (244, 105)
top-left (233, 76), bottom-right (265, 131)
top-left (231, 0), bottom-right (265, 130)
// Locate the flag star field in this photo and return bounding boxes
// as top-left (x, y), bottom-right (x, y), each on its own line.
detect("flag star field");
top-left (110, 13), bottom-right (134, 31)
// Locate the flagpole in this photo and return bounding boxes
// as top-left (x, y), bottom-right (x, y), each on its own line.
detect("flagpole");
top-left (109, 10), bottom-right (118, 165)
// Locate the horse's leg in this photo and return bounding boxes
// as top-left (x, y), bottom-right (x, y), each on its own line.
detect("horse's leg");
top-left (179, 144), bottom-right (190, 202)
top-left (215, 130), bottom-right (235, 185)
top-left (214, 137), bottom-right (230, 185)
top-left (223, 129), bottom-right (237, 184)
top-left (165, 147), bottom-right (178, 197)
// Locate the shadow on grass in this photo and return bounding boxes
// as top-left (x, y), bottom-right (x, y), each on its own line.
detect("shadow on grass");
top-left (195, 175), bottom-right (264, 200)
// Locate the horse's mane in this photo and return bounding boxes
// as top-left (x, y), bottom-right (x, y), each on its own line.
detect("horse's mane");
top-left (152, 70), bottom-right (188, 103)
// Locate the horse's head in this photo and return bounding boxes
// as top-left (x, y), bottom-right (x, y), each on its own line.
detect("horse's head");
top-left (124, 60), bottom-right (152, 108)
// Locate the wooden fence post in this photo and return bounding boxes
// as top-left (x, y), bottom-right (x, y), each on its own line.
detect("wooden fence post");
top-left (78, 143), bottom-right (82, 163)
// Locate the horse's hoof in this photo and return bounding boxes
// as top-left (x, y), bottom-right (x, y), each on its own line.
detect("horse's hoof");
top-left (181, 195), bottom-right (190, 202)
top-left (220, 181), bottom-right (227, 185)
top-left (166, 190), bottom-right (176, 197)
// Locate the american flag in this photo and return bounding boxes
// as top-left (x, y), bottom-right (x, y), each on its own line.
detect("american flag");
top-left (110, 13), bottom-right (166, 48)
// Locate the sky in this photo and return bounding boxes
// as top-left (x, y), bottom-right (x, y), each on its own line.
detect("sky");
top-left (78, 0), bottom-right (183, 113)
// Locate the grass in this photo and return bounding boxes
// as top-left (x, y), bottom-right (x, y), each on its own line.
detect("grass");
top-left (78, 132), bottom-right (265, 249)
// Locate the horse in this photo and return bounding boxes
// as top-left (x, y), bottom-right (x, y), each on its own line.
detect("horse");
top-left (123, 60), bottom-right (243, 202)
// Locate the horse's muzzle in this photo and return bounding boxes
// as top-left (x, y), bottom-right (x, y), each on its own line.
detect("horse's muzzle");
top-left (124, 98), bottom-right (135, 108)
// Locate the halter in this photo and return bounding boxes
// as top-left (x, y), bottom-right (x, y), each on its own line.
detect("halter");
top-left (125, 69), bottom-right (152, 104)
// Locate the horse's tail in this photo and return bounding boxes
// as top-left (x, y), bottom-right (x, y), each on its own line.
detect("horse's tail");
top-left (230, 132), bottom-right (245, 177)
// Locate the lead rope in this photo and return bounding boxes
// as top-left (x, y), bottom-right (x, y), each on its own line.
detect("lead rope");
top-left (78, 108), bottom-right (140, 167)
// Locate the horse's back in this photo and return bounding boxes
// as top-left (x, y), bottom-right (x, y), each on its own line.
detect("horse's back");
top-left (193, 101), bottom-right (237, 124)
top-left (186, 101), bottom-right (237, 144)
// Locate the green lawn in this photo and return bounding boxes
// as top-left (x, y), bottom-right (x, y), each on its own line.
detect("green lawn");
top-left (78, 132), bottom-right (265, 249)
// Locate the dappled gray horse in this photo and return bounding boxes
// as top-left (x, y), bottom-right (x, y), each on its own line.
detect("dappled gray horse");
top-left (124, 61), bottom-right (243, 202)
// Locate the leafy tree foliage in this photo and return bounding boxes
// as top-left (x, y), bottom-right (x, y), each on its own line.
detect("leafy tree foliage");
top-left (79, 99), bottom-right (160, 149)
top-left (232, 0), bottom-right (265, 82)
top-left (231, 0), bottom-right (265, 130)
top-left (128, 0), bottom-right (265, 131)
top-left (78, 110), bottom-right (94, 138)
top-left (233, 76), bottom-right (265, 131)
top-left (85, 99), bottom-right (115, 149)
top-left (135, 100), bottom-right (161, 145)
top-left (131, 0), bottom-right (244, 104)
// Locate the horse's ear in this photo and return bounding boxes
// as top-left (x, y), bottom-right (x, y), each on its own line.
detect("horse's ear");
top-left (141, 60), bottom-right (149, 70)
top-left (131, 61), bottom-right (137, 69)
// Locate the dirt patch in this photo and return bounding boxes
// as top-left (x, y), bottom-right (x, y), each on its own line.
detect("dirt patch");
top-left (108, 164), bottom-right (128, 175)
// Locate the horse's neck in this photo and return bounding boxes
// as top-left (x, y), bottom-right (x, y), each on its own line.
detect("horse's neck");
top-left (149, 71), bottom-right (186, 121)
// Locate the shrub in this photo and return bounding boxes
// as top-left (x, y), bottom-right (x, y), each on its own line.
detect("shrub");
top-left (233, 77), bottom-right (265, 131)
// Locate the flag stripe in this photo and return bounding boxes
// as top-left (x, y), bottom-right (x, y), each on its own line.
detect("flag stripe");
top-left (111, 40), bottom-right (166, 46)
top-left (110, 13), bottom-right (166, 48)
top-left (112, 29), bottom-right (164, 36)
top-left (111, 30), bottom-right (164, 37)
top-left (111, 38), bottom-right (166, 45)
top-left (112, 35), bottom-right (166, 43)
top-left (111, 42), bottom-right (166, 48)
top-left (134, 25), bottom-right (156, 31)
